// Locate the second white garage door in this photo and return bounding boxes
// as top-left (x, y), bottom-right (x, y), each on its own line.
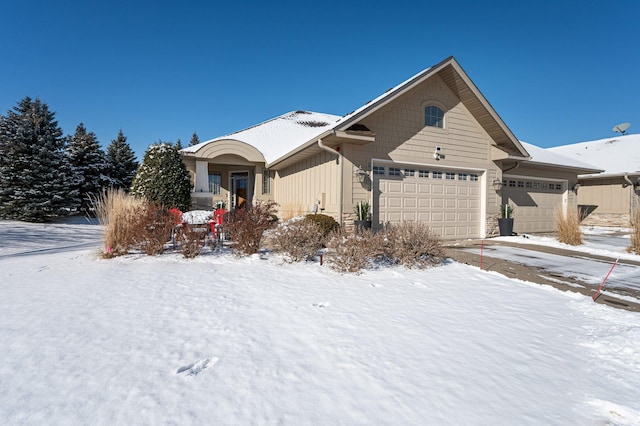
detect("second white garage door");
top-left (373, 163), bottom-right (482, 239)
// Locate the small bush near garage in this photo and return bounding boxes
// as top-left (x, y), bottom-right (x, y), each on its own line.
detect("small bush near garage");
top-left (628, 213), bottom-right (640, 254)
top-left (555, 208), bottom-right (582, 245)
top-left (92, 188), bottom-right (145, 257)
top-left (225, 201), bottom-right (279, 255)
top-left (383, 222), bottom-right (444, 268)
top-left (325, 228), bottom-right (384, 273)
top-left (304, 214), bottom-right (339, 238)
top-left (268, 219), bottom-right (325, 262)
top-left (133, 202), bottom-right (174, 256)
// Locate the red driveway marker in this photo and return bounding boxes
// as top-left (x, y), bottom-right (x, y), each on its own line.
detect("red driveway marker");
top-left (592, 258), bottom-right (619, 302)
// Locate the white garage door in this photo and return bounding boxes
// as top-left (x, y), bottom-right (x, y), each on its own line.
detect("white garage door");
top-left (374, 163), bottom-right (482, 239)
top-left (502, 176), bottom-right (566, 233)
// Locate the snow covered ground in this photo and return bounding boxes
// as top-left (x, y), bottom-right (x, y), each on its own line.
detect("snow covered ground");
top-left (1, 220), bottom-right (639, 425)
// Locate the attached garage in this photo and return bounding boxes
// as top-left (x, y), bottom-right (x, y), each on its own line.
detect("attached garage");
top-left (502, 175), bottom-right (566, 234)
top-left (373, 162), bottom-right (484, 238)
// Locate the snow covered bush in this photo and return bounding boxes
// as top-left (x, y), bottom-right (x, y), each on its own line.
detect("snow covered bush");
top-left (555, 208), bottom-right (582, 246)
top-left (92, 188), bottom-right (145, 256)
top-left (225, 201), bottom-right (279, 255)
top-left (267, 219), bottom-right (325, 262)
top-left (382, 222), bottom-right (443, 268)
top-left (325, 228), bottom-right (384, 273)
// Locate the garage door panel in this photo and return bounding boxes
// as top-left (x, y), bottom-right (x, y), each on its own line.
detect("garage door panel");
top-left (503, 179), bottom-right (565, 233)
top-left (375, 164), bottom-right (482, 239)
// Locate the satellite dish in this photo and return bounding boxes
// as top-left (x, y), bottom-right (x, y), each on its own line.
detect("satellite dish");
top-left (613, 122), bottom-right (631, 135)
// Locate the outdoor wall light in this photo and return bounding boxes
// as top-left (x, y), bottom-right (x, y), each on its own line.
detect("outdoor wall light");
top-left (354, 167), bottom-right (368, 183)
top-left (492, 179), bottom-right (503, 191)
top-left (572, 183), bottom-right (581, 193)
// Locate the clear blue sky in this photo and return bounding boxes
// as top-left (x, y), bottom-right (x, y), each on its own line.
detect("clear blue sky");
top-left (2, 0), bottom-right (638, 160)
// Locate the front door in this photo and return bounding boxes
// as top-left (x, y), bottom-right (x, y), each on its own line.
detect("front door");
top-left (231, 172), bottom-right (249, 209)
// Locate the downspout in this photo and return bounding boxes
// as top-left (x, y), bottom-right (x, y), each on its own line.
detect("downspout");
top-left (623, 173), bottom-right (637, 219)
top-left (317, 138), bottom-right (343, 225)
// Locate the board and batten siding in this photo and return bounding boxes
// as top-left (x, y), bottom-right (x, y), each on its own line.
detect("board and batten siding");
top-left (274, 150), bottom-right (340, 220)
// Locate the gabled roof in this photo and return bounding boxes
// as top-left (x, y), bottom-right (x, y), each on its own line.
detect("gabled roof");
top-left (548, 134), bottom-right (640, 176)
top-left (335, 56), bottom-right (530, 158)
top-left (519, 141), bottom-right (603, 174)
top-left (182, 111), bottom-right (341, 164)
top-left (183, 57), bottom-right (534, 168)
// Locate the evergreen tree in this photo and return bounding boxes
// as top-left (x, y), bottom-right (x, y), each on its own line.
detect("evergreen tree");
top-left (105, 129), bottom-right (138, 191)
top-left (130, 142), bottom-right (191, 211)
top-left (189, 132), bottom-right (200, 146)
top-left (67, 123), bottom-right (110, 213)
top-left (175, 138), bottom-right (183, 150)
top-left (0, 97), bottom-right (79, 221)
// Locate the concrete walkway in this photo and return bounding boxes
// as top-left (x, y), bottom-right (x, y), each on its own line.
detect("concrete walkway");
top-left (445, 239), bottom-right (640, 313)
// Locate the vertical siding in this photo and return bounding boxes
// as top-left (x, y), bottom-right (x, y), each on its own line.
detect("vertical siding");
top-left (274, 150), bottom-right (340, 220)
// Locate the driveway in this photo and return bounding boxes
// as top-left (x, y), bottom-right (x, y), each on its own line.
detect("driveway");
top-left (446, 231), bottom-right (640, 313)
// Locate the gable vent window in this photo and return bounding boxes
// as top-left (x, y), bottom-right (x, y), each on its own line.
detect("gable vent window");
top-left (425, 105), bottom-right (444, 128)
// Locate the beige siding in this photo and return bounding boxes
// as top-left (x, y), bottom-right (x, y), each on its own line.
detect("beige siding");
top-left (344, 74), bottom-right (501, 230)
top-left (274, 150), bottom-right (340, 220)
top-left (578, 180), bottom-right (631, 215)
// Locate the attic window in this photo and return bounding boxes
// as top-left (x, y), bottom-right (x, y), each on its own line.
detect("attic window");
top-left (425, 105), bottom-right (444, 128)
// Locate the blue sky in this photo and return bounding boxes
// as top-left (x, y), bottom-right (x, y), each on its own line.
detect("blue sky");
top-left (1, 0), bottom-right (638, 160)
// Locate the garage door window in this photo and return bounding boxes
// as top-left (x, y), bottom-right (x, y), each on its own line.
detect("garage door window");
top-left (419, 170), bottom-right (429, 178)
top-left (389, 167), bottom-right (401, 176)
top-left (373, 166), bottom-right (385, 175)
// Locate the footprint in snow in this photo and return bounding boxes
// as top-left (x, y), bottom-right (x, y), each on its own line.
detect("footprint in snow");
top-left (177, 357), bottom-right (218, 376)
top-left (370, 283), bottom-right (383, 288)
top-left (313, 302), bottom-right (330, 308)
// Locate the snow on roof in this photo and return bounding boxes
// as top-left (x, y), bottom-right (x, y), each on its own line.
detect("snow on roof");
top-left (183, 111), bottom-right (341, 164)
top-left (548, 134), bottom-right (640, 175)
top-left (519, 141), bottom-right (602, 172)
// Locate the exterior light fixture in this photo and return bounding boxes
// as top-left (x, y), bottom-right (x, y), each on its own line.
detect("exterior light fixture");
top-left (354, 167), bottom-right (368, 183)
top-left (492, 179), bottom-right (503, 191)
top-left (572, 183), bottom-right (581, 193)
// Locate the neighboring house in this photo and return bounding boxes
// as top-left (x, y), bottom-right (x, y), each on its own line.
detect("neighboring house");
top-left (181, 56), bottom-right (600, 239)
top-left (549, 134), bottom-right (640, 226)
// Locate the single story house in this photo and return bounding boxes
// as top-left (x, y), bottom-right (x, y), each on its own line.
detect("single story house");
top-left (181, 56), bottom-right (601, 239)
top-left (549, 134), bottom-right (640, 226)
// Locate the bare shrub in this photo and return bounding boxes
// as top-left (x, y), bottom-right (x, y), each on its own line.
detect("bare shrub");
top-left (177, 224), bottom-right (208, 258)
top-left (225, 201), bottom-right (279, 255)
top-left (133, 202), bottom-right (174, 255)
top-left (324, 228), bottom-right (384, 273)
top-left (628, 212), bottom-right (640, 254)
top-left (268, 220), bottom-right (325, 262)
top-left (383, 221), bottom-right (444, 268)
top-left (92, 188), bottom-right (145, 256)
top-left (555, 208), bottom-right (582, 245)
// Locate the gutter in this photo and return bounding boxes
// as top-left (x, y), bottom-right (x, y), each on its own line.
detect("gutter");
top-left (623, 173), bottom-right (634, 188)
top-left (317, 138), bottom-right (343, 225)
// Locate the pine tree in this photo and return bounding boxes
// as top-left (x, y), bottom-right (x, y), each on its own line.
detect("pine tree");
top-left (105, 129), bottom-right (138, 191)
top-left (189, 132), bottom-right (200, 146)
top-left (130, 142), bottom-right (191, 211)
top-left (67, 123), bottom-right (110, 214)
top-left (0, 97), bottom-right (79, 221)
top-left (175, 138), bottom-right (183, 150)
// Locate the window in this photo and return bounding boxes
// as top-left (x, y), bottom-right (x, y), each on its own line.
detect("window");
top-left (262, 169), bottom-right (272, 195)
top-left (470, 174), bottom-right (479, 181)
top-left (208, 173), bottom-right (221, 194)
top-left (458, 173), bottom-right (468, 181)
top-left (525, 181), bottom-right (532, 188)
top-left (432, 171), bottom-right (443, 179)
top-left (555, 183), bottom-right (562, 190)
top-left (425, 105), bottom-right (444, 128)
top-left (508, 180), bottom-right (516, 187)
top-left (419, 169), bottom-right (429, 178)
top-left (517, 181), bottom-right (524, 188)
top-left (389, 167), bottom-right (401, 176)
top-left (404, 168), bottom-right (415, 177)
top-left (446, 172), bottom-right (455, 180)
top-left (373, 166), bottom-right (385, 175)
